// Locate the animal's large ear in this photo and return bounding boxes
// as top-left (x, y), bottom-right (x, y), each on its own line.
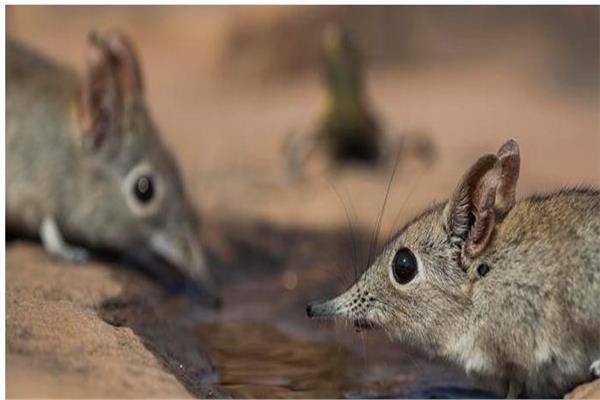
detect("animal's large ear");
top-left (444, 140), bottom-right (521, 268)
top-left (104, 32), bottom-right (144, 98)
top-left (79, 32), bottom-right (144, 150)
top-left (494, 139), bottom-right (520, 218)
top-left (444, 154), bottom-right (498, 268)
top-left (80, 32), bottom-right (121, 149)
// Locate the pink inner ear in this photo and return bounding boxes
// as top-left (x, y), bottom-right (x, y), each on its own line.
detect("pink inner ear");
top-left (79, 34), bottom-right (124, 149)
top-left (463, 212), bottom-right (495, 259)
top-left (445, 153), bottom-right (502, 270)
top-left (446, 154), bottom-right (498, 239)
top-left (494, 139), bottom-right (520, 218)
top-left (463, 167), bottom-right (501, 260)
top-left (105, 32), bottom-right (144, 98)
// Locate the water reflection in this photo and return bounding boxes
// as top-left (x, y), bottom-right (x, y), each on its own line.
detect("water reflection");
top-left (101, 219), bottom-right (498, 398)
top-left (198, 322), bottom-right (349, 398)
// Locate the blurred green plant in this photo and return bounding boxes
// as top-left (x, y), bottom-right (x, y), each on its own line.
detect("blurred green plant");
top-left (284, 24), bottom-right (383, 180)
top-left (318, 24), bottom-right (381, 163)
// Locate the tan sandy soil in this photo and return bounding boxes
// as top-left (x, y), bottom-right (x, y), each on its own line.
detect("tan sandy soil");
top-left (566, 380), bottom-right (600, 399)
top-left (7, 244), bottom-right (194, 398)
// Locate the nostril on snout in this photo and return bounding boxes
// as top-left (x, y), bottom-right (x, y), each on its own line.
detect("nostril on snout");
top-left (306, 304), bottom-right (313, 318)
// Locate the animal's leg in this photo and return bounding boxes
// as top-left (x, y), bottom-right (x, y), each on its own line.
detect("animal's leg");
top-left (590, 359), bottom-right (600, 378)
top-left (506, 380), bottom-right (523, 399)
top-left (40, 216), bottom-right (89, 262)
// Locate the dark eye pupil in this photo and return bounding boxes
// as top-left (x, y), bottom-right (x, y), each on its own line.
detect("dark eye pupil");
top-left (134, 175), bottom-right (154, 203)
top-left (477, 263), bottom-right (490, 277)
top-left (392, 248), bottom-right (418, 284)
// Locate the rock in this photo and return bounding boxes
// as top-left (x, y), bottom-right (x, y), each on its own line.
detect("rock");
top-left (565, 379), bottom-right (600, 399)
top-left (6, 242), bottom-right (219, 398)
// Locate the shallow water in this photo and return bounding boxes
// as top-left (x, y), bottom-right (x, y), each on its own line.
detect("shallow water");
top-left (188, 315), bottom-right (496, 398)
top-left (196, 321), bottom-right (349, 398)
top-left (100, 219), bottom-right (499, 399)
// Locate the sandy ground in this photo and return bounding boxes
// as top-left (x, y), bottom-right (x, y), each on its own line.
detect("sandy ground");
top-left (6, 6), bottom-right (600, 399)
top-left (7, 244), bottom-right (197, 398)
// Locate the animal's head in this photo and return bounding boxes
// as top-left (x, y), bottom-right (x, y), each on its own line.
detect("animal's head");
top-left (75, 32), bottom-right (218, 306)
top-left (307, 140), bottom-right (520, 351)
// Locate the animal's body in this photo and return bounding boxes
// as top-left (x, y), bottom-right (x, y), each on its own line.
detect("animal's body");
top-left (6, 34), bottom-right (218, 305)
top-left (307, 140), bottom-right (600, 397)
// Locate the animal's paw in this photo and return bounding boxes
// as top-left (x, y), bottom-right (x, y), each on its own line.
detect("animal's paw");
top-left (40, 217), bottom-right (90, 263)
top-left (590, 360), bottom-right (600, 378)
top-left (59, 246), bottom-right (90, 263)
top-left (47, 243), bottom-right (90, 263)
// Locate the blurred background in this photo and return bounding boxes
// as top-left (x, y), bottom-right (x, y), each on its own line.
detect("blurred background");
top-left (6, 5), bottom-right (600, 398)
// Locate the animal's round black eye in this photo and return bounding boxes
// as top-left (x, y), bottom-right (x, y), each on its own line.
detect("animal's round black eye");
top-left (391, 248), bottom-right (418, 284)
top-left (134, 175), bottom-right (154, 203)
top-left (477, 264), bottom-right (490, 277)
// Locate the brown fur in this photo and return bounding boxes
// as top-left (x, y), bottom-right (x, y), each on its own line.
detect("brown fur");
top-left (308, 140), bottom-right (600, 398)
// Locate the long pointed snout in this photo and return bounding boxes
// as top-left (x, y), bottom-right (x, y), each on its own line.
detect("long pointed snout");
top-left (306, 288), bottom-right (354, 319)
top-left (184, 232), bottom-right (220, 307)
top-left (306, 299), bottom-right (338, 319)
top-left (150, 229), bottom-right (220, 308)
top-left (307, 284), bottom-right (376, 332)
